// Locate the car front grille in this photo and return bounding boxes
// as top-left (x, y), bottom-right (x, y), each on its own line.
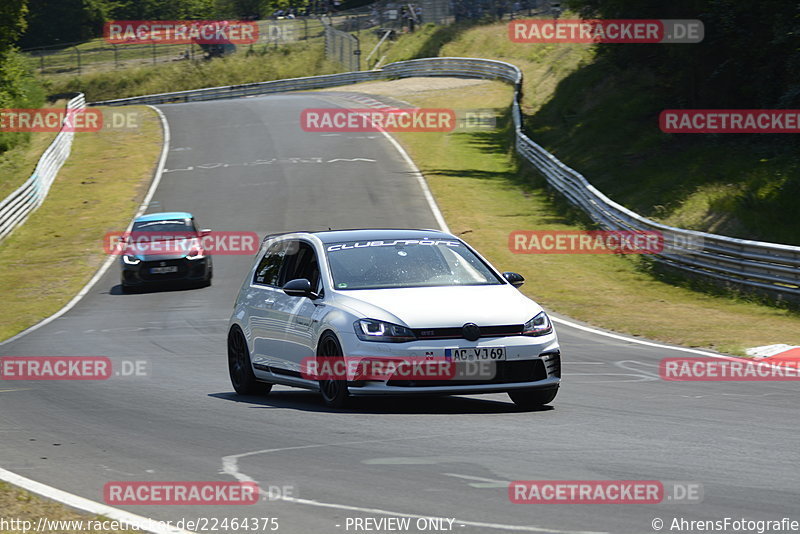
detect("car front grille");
top-left (386, 359), bottom-right (548, 387)
top-left (411, 324), bottom-right (524, 340)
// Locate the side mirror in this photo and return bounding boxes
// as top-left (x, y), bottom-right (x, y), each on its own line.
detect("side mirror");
top-left (282, 278), bottom-right (319, 299)
top-left (502, 271), bottom-right (525, 288)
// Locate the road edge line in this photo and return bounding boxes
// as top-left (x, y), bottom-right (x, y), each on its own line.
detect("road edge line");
top-left (0, 467), bottom-right (192, 534)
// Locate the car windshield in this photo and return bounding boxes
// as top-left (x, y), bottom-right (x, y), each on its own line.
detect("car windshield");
top-left (324, 238), bottom-right (503, 290)
top-left (132, 219), bottom-right (196, 233)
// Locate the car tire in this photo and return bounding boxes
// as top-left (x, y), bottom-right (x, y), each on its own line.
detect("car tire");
top-left (317, 332), bottom-right (350, 408)
top-left (228, 326), bottom-right (272, 396)
top-left (508, 386), bottom-right (558, 409)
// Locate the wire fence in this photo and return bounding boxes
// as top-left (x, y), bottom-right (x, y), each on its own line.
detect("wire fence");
top-left (321, 0), bottom-right (556, 70)
top-left (324, 21), bottom-right (361, 72)
top-left (22, 19), bottom-right (326, 76)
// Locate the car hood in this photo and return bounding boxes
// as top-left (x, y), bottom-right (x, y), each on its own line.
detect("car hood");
top-left (332, 284), bottom-right (542, 328)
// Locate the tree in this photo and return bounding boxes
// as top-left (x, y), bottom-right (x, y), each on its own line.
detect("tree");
top-left (0, 0), bottom-right (28, 53)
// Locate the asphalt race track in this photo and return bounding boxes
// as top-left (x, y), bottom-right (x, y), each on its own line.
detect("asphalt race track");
top-left (1, 93), bottom-right (798, 534)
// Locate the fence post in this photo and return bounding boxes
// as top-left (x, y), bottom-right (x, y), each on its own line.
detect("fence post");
top-left (113, 44), bottom-right (119, 69)
top-left (353, 35), bottom-right (361, 71)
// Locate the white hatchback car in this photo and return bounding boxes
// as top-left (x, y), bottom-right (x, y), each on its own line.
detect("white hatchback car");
top-left (227, 229), bottom-right (561, 408)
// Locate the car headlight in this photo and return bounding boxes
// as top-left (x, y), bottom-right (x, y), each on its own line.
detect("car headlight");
top-left (522, 311), bottom-right (553, 337)
top-left (122, 254), bottom-right (140, 265)
top-left (186, 247), bottom-right (205, 260)
top-left (354, 319), bottom-right (416, 343)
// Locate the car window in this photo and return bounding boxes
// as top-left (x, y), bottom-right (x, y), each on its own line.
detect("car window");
top-left (253, 241), bottom-right (287, 286)
top-left (279, 241), bottom-right (321, 291)
top-left (324, 238), bottom-right (503, 290)
top-left (132, 218), bottom-right (196, 233)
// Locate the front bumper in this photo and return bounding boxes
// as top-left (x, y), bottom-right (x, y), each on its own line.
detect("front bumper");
top-left (121, 256), bottom-right (211, 286)
top-left (336, 332), bottom-right (561, 395)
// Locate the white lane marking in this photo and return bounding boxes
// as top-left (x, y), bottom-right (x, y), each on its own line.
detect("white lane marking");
top-left (380, 130), bottom-right (450, 234)
top-left (0, 467), bottom-right (192, 534)
top-left (1, 105), bottom-right (170, 347)
top-left (222, 440), bottom-right (606, 534)
top-left (615, 360), bottom-right (661, 380)
top-left (746, 344), bottom-right (799, 358)
top-left (443, 473), bottom-right (509, 488)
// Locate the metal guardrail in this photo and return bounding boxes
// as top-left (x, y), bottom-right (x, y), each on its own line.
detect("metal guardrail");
top-left (90, 70), bottom-right (385, 106)
top-left (0, 94), bottom-right (86, 242)
top-left (85, 57), bottom-right (800, 300)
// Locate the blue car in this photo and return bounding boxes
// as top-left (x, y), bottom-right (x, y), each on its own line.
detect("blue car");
top-left (119, 212), bottom-right (213, 292)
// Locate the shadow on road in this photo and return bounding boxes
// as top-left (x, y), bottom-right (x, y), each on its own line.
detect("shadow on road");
top-left (109, 283), bottom-right (209, 295)
top-left (208, 390), bottom-right (554, 415)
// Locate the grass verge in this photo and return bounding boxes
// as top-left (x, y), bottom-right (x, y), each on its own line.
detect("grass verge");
top-left (434, 21), bottom-right (800, 245)
top-left (341, 78), bottom-right (800, 354)
top-left (45, 39), bottom-right (339, 103)
top-left (0, 481), bottom-right (135, 534)
top-left (0, 106), bottom-right (161, 341)
top-left (0, 130), bottom-right (59, 200)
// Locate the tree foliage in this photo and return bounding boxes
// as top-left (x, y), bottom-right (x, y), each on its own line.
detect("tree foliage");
top-left (564, 0), bottom-right (800, 108)
top-left (19, 0), bottom-right (310, 49)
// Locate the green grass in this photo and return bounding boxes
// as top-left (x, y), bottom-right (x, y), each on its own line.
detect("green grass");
top-left (0, 106), bottom-right (162, 341)
top-left (431, 21), bottom-right (800, 246)
top-left (0, 481), bottom-right (136, 534)
top-left (25, 19), bottom-right (327, 78)
top-left (44, 38), bottom-right (338, 102)
top-left (0, 129), bottom-right (58, 199)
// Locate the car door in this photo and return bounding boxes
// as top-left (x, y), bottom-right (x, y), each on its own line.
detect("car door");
top-left (270, 239), bottom-right (324, 374)
top-left (246, 240), bottom-right (287, 376)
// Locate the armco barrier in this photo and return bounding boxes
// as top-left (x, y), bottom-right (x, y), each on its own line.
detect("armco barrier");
top-left (0, 94), bottom-right (86, 241)
top-left (85, 58), bottom-right (799, 301)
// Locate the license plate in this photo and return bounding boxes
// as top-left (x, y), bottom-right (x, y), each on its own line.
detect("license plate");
top-left (150, 266), bottom-right (178, 274)
top-left (446, 347), bottom-right (506, 361)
